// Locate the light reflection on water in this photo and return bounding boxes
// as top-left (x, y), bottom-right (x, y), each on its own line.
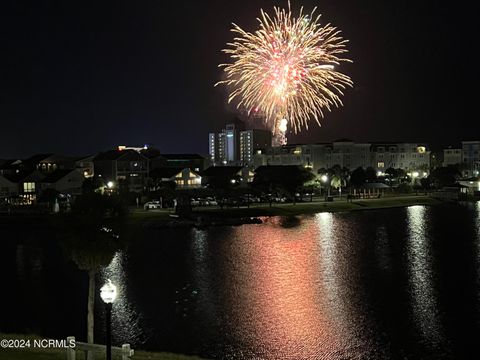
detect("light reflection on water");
top-left (98, 206), bottom-right (463, 358)
top-left (189, 214), bottom-right (385, 359)
top-left (406, 206), bottom-right (443, 345)
top-left (100, 251), bottom-right (145, 346)
top-left (374, 225), bottom-right (392, 273)
top-left (6, 204), bottom-right (480, 358)
top-left (315, 212), bottom-right (362, 354)
top-left (214, 217), bottom-right (337, 359)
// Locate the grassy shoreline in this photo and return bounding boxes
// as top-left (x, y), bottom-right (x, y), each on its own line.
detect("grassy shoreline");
top-left (0, 195), bottom-right (450, 227)
top-left (128, 195), bottom-right (444, 225)
top-left (0, 333), bottom-right (206, 360)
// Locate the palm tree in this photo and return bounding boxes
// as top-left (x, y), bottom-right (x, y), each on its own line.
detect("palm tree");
top-left (330, 174), bottom-right (347, 198)
top-left (325, 165), bottom-right (349, 198)
top-left (66, 227), bottom-right (119, 345)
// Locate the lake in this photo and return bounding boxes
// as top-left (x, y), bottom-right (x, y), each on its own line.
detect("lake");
top-left (1, 202), bottom-right (480, 359)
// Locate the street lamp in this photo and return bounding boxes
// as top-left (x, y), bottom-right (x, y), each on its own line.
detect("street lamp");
top-left (320, 175), bottom-right (329, 198)
top-left (107, 181), bottom-right (114, 189)
top-left (100, 279), bottom-right (117, 360)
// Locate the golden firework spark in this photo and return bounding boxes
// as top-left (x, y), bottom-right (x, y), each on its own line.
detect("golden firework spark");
top-left (216, 2), bottom-right (353, 138)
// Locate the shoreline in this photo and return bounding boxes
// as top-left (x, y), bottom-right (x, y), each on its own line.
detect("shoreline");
top-left (132, 195), bottom-right (447, 228)
top-left (0, 195), bottom-right (464, 228)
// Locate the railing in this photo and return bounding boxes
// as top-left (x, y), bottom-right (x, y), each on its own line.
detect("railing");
top-left (66, 336), bottom-right (134, 360)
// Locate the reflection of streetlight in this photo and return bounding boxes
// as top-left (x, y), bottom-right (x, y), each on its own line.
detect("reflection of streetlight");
top-left (100, 280), bottom-right (117, 360)
top-left (107, 181), bottom-right (114, 189)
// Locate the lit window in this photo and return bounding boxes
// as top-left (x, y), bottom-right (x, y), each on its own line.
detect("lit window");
top-left (378, 162), bottom-right (385, 168)
top-left (23, 182), bottom-right (35, 193)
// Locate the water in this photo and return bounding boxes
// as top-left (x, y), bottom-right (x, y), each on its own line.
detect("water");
top-left (1, 203), bottom-right (480, 359)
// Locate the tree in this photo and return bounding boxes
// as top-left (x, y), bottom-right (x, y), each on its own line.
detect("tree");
top-left (82, 176), bottom-right (105, 194)
top-left (38, 188), bottom-right (60, 203)
top-left (61, 193), bottom-right (126, 354)
top-left (253, 166), bottom-right (314, 204)
top-left (365, 167), bottom-right (377, 183)
top-left (385, 167), bottom-right (397, 184)
top-left (429, 166), bottom-right (461, 188)
top-left (330, 174), bottom-right (346, 197)
top-left (350, 167), bottom-right (366, 188)
top-left (328, 166), bottom-right (349, 197)
top-left (420, 177), bottom-right (430, 193)
top-left (317, 167), bottom-right (328, 176)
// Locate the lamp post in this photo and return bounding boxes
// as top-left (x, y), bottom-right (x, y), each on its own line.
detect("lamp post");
top-left (100, 279), bottom-right (117, 360)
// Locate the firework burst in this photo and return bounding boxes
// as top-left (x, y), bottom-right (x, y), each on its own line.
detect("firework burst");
top-left (216, 2), bottom-right (353, 144)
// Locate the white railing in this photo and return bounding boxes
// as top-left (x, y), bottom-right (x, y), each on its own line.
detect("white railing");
top-left (66, 336), bottom-right (134, 360)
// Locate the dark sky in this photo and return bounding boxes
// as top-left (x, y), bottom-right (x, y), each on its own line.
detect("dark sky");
top-left (0, 0), bottom-right (477, 158)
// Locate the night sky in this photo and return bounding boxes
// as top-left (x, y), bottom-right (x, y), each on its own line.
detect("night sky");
top-left (0, 0), bottom-right (477, 158)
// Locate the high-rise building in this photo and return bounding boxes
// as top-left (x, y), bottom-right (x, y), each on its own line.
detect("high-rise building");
top-left (224, 123), bottom-right (238, 162)
top-left (240, 129), bottom-right (272, 166)
top-left (209, 121), bottom-right (271, 166)
top-left (209, 124), bottom-right (240, 165)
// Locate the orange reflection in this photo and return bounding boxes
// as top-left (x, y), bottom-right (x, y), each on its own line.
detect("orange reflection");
top-left (219, 216), bottom-right (342, 359)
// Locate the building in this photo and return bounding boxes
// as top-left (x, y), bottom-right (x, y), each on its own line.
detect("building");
top-left (252, 140), bottom-right (431, 176)
top-left (151, 154), bottom-right (206, 172)
top-left (202, 166), bottom-right (253, 187)
top-left (462, 141), bottom-right (480, 177)
top-left (320, 140), bottom-right (371, 172)
top-left (253, 144), bottom-right (312, 169)
top-left (3, 170), bottom-right (46, 203)
top-left (370, 143), bottom-right (430, 175)
top-left (458, 178), bottom-right (480, 195)
top-left (149, 167), bottom-right (202, 189)
top-left (209, 121), bottom-right (273, 167)
top-left (253, 140), bottom-right (370, 173)
top-left (0, 154), bottom-right (78, 176)
top-left (0, 159), bottom-right (22, 176)
top-left (209, 123), bottom-right (241, 165)
top-left (239, 129), bottom-right (272, 166)
top-left (41, 169), bottom-right (85, 195)
top-left (93, 150), bottom-right (149, 192)
top-left (0, 174), bottom-right (18, 200)
top-left (17, 153), bottom-right (76, 173)
top-left (443, 146), bottom-right (462, 167)
top-left (75, 155), bottom-right (95, 178)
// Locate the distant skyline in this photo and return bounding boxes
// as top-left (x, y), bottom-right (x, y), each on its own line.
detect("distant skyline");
top-left (1, 0), bottom-right (477, 158)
